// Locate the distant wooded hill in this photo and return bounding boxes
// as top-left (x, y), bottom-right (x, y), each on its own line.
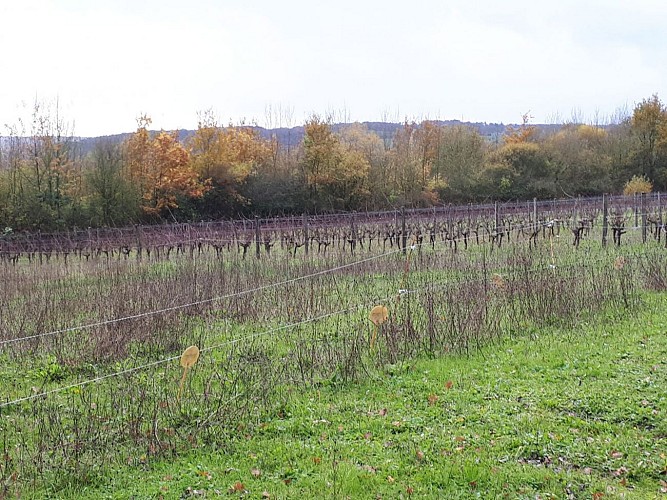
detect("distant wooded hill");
top-left (74, 120), bottom-right (562, 154)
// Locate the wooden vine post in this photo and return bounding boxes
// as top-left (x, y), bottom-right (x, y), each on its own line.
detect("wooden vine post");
top-left (303, 214), bottom-right (309, 255)
top-left (255, 216), bottom-right (261, 259)
top-left (602, 194), bottom-right (609, 247)
top-left (401, 207), bottom-right (407, 255)
top-left (135, 225), bottom-right (143, 261)
top-left (659, 192), bottom-right (663, 227)
top-left (641, 192), bottom-right (647, 244)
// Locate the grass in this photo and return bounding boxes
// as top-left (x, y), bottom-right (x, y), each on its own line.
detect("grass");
top-left (36, 292), bottom-right (667, 499)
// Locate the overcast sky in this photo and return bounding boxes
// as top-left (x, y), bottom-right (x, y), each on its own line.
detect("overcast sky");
top-left (1, 0), bottom-right (665, 136)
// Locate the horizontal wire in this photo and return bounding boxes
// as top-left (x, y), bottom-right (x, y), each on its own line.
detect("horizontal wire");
top-left (2, 223), bottom-right (664, 347)
top-left (1, 246), bottom-right (654, 410)
top-left (0, 248), bottom-right (404, 348)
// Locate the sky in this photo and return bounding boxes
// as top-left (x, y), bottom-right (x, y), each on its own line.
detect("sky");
top-left (0, 0), bottom-right (665, 137)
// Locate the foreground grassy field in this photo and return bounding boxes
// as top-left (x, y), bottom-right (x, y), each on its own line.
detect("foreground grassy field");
top-left (44, 293), bottom-right (667, 499)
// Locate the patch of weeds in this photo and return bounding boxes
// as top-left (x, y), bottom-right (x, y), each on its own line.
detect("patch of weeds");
top-left (30, 355), bottom-right (69, 383)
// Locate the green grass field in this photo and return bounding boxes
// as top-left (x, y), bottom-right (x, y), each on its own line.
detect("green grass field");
top-left (2, 222), bottom-right (666, 499)
top-left (36, 292), bottom-right (667, 499)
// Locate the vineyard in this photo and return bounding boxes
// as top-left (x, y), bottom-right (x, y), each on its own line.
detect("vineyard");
top-left (1, 194), bottom-right (666, 497)
top-left (1, 193), bottom-right (666, 263)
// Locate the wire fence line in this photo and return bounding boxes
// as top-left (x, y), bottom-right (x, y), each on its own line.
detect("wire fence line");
top-left (0, 224), bottom-right (554, 349)
top-left (0, 246), bottom-right (647, 411)
top-left (1, 215), bottom-right (663, 352)
top-left (0, 219), bottom-right (594, 346)
top-left (1, 219), bottom-right (663, 350)
top-left (0, 247), bottom-right (405, 348)
top-left (0, 296), bottom-right (376, 410)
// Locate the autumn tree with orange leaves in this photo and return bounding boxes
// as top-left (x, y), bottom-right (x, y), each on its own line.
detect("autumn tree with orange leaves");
top-left (503, 112), bottom-right (538, 144)
top-left (125, 115), bottom-right (207, 216)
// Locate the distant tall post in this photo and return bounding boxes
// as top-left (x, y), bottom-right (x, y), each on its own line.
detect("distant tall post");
top-left (602, 194), bottom-right (609, 247)
top-left (255, 216), bottom-right (261, 259)
top-left (349, 212), bottom-right (356, 254)
top-left (303, 214), bottom-right (309, 256)
top-left (641, 192), bottom-right (647, 244)
top-left (135, 225), bottom-right (142, 261)
top-left (658, 192), bottom-right (663, 226)
top-left (401, 207), bottom-right (407, 255)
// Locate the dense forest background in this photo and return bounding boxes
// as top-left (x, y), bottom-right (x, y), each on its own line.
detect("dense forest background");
top-left (0, 94), bottom-right (665, 231)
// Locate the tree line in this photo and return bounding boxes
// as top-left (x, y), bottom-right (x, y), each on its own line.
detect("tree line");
top-left (1, 95), bottom-right (665, 231)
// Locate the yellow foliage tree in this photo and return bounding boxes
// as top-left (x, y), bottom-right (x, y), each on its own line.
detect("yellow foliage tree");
top-left (125, 115), bottom-right (207, 215)
top-left (575, 124), bottom-right (607, 146)
top-left (631, 94), bottom-right (667, 181)
top-left (338, 123), bottom-right (387, 208)
top-left (413, 121), bottom-right (441, 185)
top-left (302, 116), bottom-right (341, 193)
top-left (189, 112), bottom-right (271, 206)
top-left (623, 175), bottom-right (653, 195)
top-left (387, 122), bottom-right (441, 206)
top-left (545, 124), bottom-right (611, 195)
top-left (300, 117), bottom-right (378, 210)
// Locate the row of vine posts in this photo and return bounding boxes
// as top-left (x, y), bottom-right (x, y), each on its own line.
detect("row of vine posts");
top-left (0, 193), bottom-right (665, 262)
